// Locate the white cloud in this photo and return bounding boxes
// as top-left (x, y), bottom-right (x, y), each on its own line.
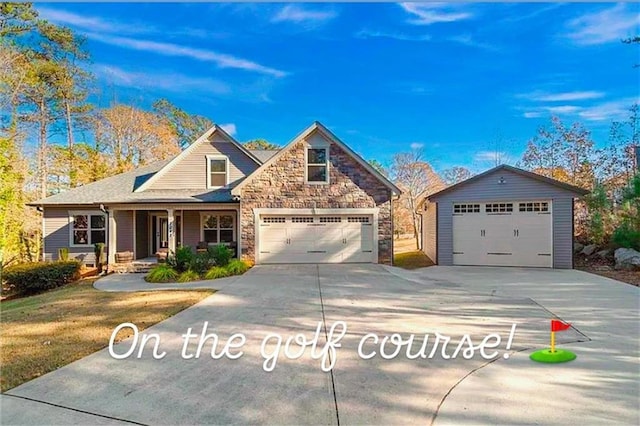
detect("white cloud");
top-left (85, 32), bottom-right (287, 78)
top-left (474, 151), bottom-right (509, 165)
top-left (355, 29), bottom-right (431, 42)
top-left (219, 123), bottom-right (237, 136)
top-left (523, 111), bottom-right (543, 119)
top-left (577, 98), bottom-right (639, 121)
top-left (565, 3), bottom-right (640, 45)
top-left (272, 4), bottom-right (336, 24)
top-left (410, 142), bottom-right (424, 150)
top-left (521, 90), bottom-right (606, 102)
top-left (399, 3), bottom-right (473, 26)
top-left (93, 64), bottom-right (231, 95)
top-left (448, 34), bottom-right (499, 51)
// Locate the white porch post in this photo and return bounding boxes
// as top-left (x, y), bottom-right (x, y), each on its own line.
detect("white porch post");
top-left (108, 210), bottom-right (117, 264)
top-left (167, 208), bottom-right (176, 254)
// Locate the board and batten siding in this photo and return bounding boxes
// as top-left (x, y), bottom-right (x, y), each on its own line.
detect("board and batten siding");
top-left (146, 136), bottom-right (259, 190)
top-left (421, 200), bottom-right (437, 263)
top-left (43, 207), bottom-right (104, 264)
top-left (115, 210), bottom-right (134, 253)
top-left (431, 169), bottom-right (579, 269)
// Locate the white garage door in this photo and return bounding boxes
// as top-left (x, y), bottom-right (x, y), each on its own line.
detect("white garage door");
top-left (453, 201), bottom-right (552, 267)
top-left (258, 214), bottom-right (375, 264)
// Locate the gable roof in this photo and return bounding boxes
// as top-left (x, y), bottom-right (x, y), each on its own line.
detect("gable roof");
top-left (249, 149), bottom-right (280, 163)
top-left (427, 164), bottom-right (590, 201)
top-left (134, 125), bottom-right (262, 193)
top-left (231, 121), bottom-right (401, 195)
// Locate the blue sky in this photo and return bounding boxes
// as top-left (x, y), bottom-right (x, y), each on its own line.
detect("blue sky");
top-left (37, 2), bottom-right (639, 172)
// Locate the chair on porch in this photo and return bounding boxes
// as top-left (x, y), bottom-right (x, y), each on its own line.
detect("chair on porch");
top-left (196, 241), bottom-right (208, 254)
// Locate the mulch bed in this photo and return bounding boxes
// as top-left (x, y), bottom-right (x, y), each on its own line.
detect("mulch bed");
top-left (574, 254), bottom-right (640, 287)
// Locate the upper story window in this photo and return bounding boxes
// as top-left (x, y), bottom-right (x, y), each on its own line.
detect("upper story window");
top-left (70, 212), bottom-right (106, 246)
top-left (306, 147), bottom-right (328, 183)
top-left (207, 155), bottom-right (228, 189)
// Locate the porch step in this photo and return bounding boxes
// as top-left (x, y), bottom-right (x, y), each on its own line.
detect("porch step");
top-left (109, 262), bottom-right (157, 274)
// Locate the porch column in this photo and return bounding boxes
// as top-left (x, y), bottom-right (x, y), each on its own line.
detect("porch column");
top-left (167, 208), bottom-right (176, 254)
top-left (108, 210), bottom-right (117, 264)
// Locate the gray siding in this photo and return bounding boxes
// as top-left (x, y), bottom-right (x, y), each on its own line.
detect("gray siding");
top-left (432, 169), bottom-right (579, 269)
top-left (147, 136), bottom-right (259, 190)
top-left (115, 210), bottom-right (134, 253)
top-left (43, 208), bottom-right (105, 264)
top-left (135, 211), bottom-right (149, 259)
top-left (421, 200), bottom-right (437, 263)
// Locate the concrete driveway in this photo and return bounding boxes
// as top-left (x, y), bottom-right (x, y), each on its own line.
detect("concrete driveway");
top-left (2, 265), bottom-right (638, 425)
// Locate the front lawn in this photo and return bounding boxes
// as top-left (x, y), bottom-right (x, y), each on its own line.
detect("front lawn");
top-left (394, 250), bottom-right (434, 269)
top-left (0, 278), bottom-right (214, 392)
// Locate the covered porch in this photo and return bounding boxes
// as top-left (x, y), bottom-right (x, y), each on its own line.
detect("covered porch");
top-left (106, 203), bottom-right (240, 267)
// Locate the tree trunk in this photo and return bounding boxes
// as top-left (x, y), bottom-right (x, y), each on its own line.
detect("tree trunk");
top-left (64, 99), bottom-right (76, 187)
top-left (38, 98), bottom-right (48, 200)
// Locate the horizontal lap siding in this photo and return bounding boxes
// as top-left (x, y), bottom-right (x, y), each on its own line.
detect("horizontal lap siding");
top-left (422, 201), bottom-right (437, 263)
top-left (147, 137), bottom-right (258, 190)
top-left (432, 169), bottom-right (579, 269)
top-left (44, 208), bottom-right (101, 264)
top-left (183, 211), bottom-right (201, 249)
top-left (115, 210), bottom-right (134, 253)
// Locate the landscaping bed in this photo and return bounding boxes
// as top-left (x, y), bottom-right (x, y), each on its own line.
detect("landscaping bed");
top-left (0, 278), bottom-right (214, 391)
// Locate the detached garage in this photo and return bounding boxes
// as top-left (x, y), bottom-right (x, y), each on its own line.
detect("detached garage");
top-left (421, 165), bottom-right (589, 269)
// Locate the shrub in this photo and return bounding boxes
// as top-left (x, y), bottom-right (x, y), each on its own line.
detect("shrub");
top-left (177, 269), bottom-right (201, 283)
top-left (3, 261), bottom-right (81, 296)
top-left (209, 244), bottom-right (233, 267)
top-left (205, 266), bottom-right (230, 280)
top-left (189, 253), bottom-right (210, 275)
top-left (146, 264), bottom-right (179, 283)
top-left (168, 246), bottom-right (194, 273)
top-left (58, 247), bottom-right (69, 261)
top-left (612, 223), bottom-right (640, 251)
top-left (226, 259), bottom-right (251, 275)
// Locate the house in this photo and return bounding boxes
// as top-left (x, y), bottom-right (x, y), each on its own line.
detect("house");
top-left (420, 165), bottom-right (589, 269)
top-left (29, 122), bottom-right (401, 267)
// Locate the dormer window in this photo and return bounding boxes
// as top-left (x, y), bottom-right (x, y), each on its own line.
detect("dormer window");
top-left (306, 147), bottom-right (329, 183)
top-left (207, 155), bottom-right (228, 188)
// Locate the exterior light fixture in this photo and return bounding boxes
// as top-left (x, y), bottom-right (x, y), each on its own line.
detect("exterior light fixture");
top-left (498, 177), bottom-right (506, 185)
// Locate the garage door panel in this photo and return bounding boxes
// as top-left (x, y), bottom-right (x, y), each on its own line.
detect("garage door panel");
top-left (257, 214), bottom-right (375, 264)
top-left (452, 201), bottom-right (552, 268)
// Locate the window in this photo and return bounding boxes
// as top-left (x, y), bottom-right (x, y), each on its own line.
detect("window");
top-left (292, 217), bottom-right (314, 223)
top-left (263, 217), bottom-right (285, 223)
top-left (519, 202), bottom-right (549, 212)
top-left (306, 147), bottom-right (328, 183)
top-left (453, 204), bottom-right (480, 213)
top-left (348, 216), bottom-right (370, 223)
top-left (320, 217), bottom-right (341, 223)
top-left (202, 213), bottom-right (235, 244)
top-left (207, 156), bottom-right (228, 188)
top-left (485, 203), bottom-right (513, 213)
top-left (70, 212), bottom-right (106, 246)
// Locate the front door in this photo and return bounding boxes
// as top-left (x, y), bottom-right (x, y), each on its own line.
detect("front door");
top-left (157, 217), bottom-right (169, 250)
top-left (151, 214), bottom-right (181, 254)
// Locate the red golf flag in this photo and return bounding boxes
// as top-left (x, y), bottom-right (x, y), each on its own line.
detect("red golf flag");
top-left (551, 319), bottom-right (571, 332)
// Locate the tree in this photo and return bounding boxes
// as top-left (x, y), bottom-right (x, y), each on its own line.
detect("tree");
top-left (442, 166), bottom-right (472, 185)
top-left (93, 104), bottom-right (181, 173)
top-left (520, 116), bottom-right (596, 189)
top-left (622, 36), bottom-right (639, 67)
top-left (368, 159), bottom-right (388, 176)
top-left (390, 149), bottom-right (432, 250)
top-left (243, 138), bottom-right (280, 150)
top-left (152, 99), bottom-right (213, 148)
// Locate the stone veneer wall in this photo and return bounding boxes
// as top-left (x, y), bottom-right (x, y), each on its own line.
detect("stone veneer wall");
top-left (239, 137), bottom-right (393, 264)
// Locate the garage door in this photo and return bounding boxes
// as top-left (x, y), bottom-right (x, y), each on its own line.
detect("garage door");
top-left (258, 214), bottom-right (374, 264)
top-left (452, 201), bottom-right (552, 267)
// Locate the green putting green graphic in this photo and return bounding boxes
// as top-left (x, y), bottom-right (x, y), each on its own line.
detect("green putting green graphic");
top-left (530, 319), bottom-right (577, 364)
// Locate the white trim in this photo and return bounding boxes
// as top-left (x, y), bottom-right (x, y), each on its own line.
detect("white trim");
top-left (206, 154), bottom-right (230, 189)
top-left (199, 212), bottom-right (237, 244)
top-left (68, 210), bottom-right (107, 248)
top-left (106, 203), bottom-right (240, 211)
top-left (107, 210), bottom-right (117, 264)
top-left (132, 210), bottom-right (136, 259)
top-left (304, 145), bottom-right (330, 185)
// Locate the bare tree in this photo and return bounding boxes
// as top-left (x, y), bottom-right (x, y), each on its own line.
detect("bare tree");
top-left (442, 166), bottom-right (472, 185)
top-left (390, 149), bottom-right (431, 250)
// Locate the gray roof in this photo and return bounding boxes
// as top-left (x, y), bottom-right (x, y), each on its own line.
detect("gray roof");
top-left (29, 161), bottom-right (236, 205)
top-left (427, 164), bottom-right (590, 200)
top-left (249, 149), bottom-right (279, 163)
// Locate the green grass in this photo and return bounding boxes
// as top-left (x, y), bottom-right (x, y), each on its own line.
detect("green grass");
top-left (177, 269), bottom-right (201, 283)
top-left (394, 251), bottom-right (434, 270)
top-left (146, 264), bottom-right (179, 283)
top-left (205, 266), bottom-right (231, 280)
